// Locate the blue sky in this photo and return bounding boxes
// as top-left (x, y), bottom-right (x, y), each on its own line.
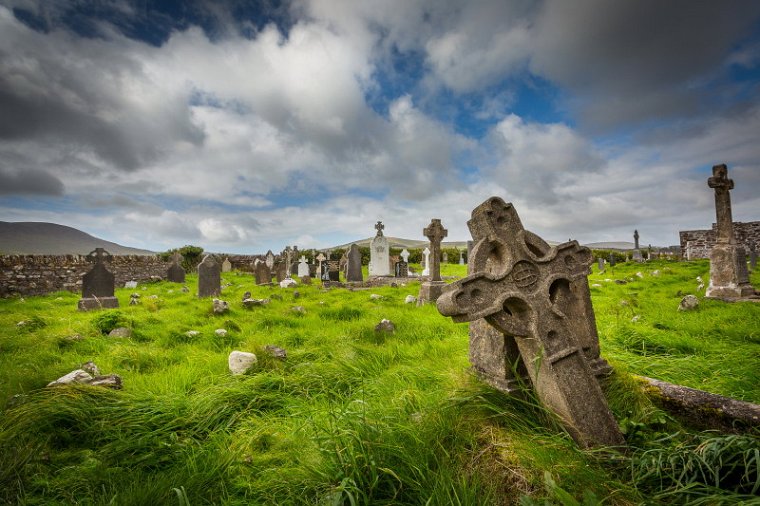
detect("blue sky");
top-left (1, 0), bottom-right (759, 253)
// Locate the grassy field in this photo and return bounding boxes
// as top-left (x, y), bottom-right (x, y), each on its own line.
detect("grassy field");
top-left (0, 259), bottom-right (758, 505)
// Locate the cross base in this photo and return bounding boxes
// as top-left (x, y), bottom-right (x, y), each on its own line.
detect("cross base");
top-left (706, 243), bottom-right (756, 299)
top-left (417, 280), bottom-right (447, 306)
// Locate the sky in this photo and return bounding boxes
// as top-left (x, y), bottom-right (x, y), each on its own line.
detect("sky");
top-left (1, 0), bottom-right (759, 253)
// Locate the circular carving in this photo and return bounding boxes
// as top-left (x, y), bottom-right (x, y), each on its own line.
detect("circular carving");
top-left (510, 260), bottom-right (539, 288)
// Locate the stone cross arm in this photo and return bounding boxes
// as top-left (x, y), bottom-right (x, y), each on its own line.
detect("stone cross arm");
top-left (708, 164), bottom-right (733, 190)
top-left (86, 247), bottom-right (113, 264)
top-left (375, 221), bottom-right (385, 236)
top-left (423, 218), bottom-right (448, 244)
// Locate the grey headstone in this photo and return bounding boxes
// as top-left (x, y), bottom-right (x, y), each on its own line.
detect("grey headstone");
top-left (346, 244), bottom-right (363, 282)
top-left (394, 261), bottom-right (408, 277)
top-left (198, 255), bottom-right (221, 298)
top-left (327, 260), bottom-right (341, 282)
top-left (78, 248), bottom-right (119, 311)
top-left (418, 218), bottom-right (447, 305)
top-left (222, 258), bottom-right (232, 272)
top-left (167, 252), bottom-right (186, 283)
top-left (437, 196), bottom-right (624, 448)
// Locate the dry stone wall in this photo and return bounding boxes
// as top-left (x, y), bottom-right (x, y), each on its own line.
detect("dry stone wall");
top-left (679, 221), bottom-right (760, 260)
top-left (0, 255), bottom-right (170, 297)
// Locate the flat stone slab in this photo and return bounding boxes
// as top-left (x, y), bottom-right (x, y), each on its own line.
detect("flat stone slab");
top-left (78, 297), bottom-right (119, 311)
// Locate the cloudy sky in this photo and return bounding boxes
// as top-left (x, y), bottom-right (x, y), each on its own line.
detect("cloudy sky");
top-left (1, 0), bottom-right (759, 253)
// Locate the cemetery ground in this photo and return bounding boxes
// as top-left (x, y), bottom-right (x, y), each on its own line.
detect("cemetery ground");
top-left (1, 260), bottom-right (759, 505)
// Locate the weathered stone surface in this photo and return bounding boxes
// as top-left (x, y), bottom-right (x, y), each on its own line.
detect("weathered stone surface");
top-left (198, 255), bottom-right (221, 298)
top-left (394, 261), bottom-right (408, 277)
top-left (678, 294), bottom-right (699, 311)
top-left (641, 376), bottom-right (760, 432)
top-left (79, 248), bottom-right (119, 311)
top-left (242, 298), bottom-right (270, 308)
top-left (222, 258), bottom-right (232, 272)
top-left (437, 196), bottom-right (623, 448)
top-left (404, 295), bottom-right (417, 304)
top-left (185, 330), bottom-right (200, 338)
top-left (108, 327), bottom-right (132, 338)
top-left (167, 252), bottom-right (186, 283)
top-left (212, 298), bottom-right (229, 314)
top-left (374, 319), bottom-right (395, 333)
top-left (215, 329), bottom-right (227, 337)
top-left (706, 164), bottom-right (756, 299)
top-left (88, 374), bottom-right (122, 389)
top-left (297, 255), bottom-right (310, 278)
top-left (254, 262), bottom-right (272, 285)
top-left (418, 219), bottom-right (448, 306)
top-left (264, 345), bottom-right (287, 359)
top-left (229, 351), bottom-right (257, 375)
top-left (124, 280), bottom-right (138, 289)
top-left (369, 221), bottom-right (390, 276)
top-left (400, 249), bottom-right (410, 263)
top-left (291, 305), bottom-right (306, 314)
top-left (421, 247), bottom-right (430, 276)
top-left (326, 260), bottom-right (341, 282)
top-left (274, 261), bottom-right (288, 282)
top-left (47, 369), bottom-right (122, 389)
top-left (78, 297), bottom-right (119, 311)
top-left (280, 278), bottom-right (297, 288)
top-left (346, 244), bottom-right (363, 282)
top-left (300, 275), bottom-right (312, 285)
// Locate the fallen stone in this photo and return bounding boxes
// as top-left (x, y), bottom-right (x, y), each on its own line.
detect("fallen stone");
top-left (212, 298), bottom-right (229, 314)
top-left (291, 306), bottom-right (306, 314)
top-left (280, 278), bottom-right (297, 288)
top-left (81, 361), bottom-right (100, 376)
top-left (149, 295), bottom-right (159, 300)
top-left (678, 295), bottom-right (699, 311)
top-left (374, 319), bottom-right (395, 333)
top-left (48, 369), bottom-right (92, 386)
top-left (108, 327), bottom-right (132, 338)
top-left (215, 329), bottom-right (228, 337)
top-left (264, 345), bottom-right (287, 360)
top-left (242, 298), bottom-right (270, 308)
top-left (88, 374), bottom-right (122, 389)
top-left (404, 295), bottom-right (417, 304)
top-left (369, 294), bottom-right (383, 300)
top-left (631, 315), bottom-right (641, 323)
top-left (185, 330), bottom-right (200, 338)
top-left (614, 279), bottom-right (628, 285)
top-left (229, 351), bottom-right (257, 375)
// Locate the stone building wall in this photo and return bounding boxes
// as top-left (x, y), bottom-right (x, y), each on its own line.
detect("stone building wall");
top-left (679, 221), bottom-right (760, 259)
top-left (0, 254), bottom-right (170, 297)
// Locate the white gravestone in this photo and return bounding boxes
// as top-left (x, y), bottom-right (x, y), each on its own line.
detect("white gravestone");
top-left (369, 221), bottom-right (391, 276)
top-left (297, 255), bottom-right (310, 277)
top-left (422, 247), bottom-right (431, 276)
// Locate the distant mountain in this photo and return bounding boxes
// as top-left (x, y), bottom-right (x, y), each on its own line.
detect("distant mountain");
top-left (0, 222), bottom-right (155, 255)
top-left (331, 236), bottom-right (470, 250)
top-left (583, 241), bottom-right (636, 251)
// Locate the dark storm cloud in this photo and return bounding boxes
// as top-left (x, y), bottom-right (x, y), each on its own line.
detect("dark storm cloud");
top-left (0, 166), bottom-right (64, 195)
top-left (530, 0), bottom-right (760, 130)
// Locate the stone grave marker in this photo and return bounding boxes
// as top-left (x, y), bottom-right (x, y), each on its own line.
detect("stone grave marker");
top-left (254, 261), bottom-right (272, 285)
top-left (327, 260), bottom-right (341, 281)
top-left (297, 255), bottom-right (310, 278)
top-left (705, 164), bottom-right (755, 298)
top-left (632, 230), bottom-right (643, 262)
top-left (222, 257), bottom-right (232, 273)
top-left (609, 254), bottom-right (616, 267)
top-left (459, 250), bottom-right (465, 265)
top-left (316, 253), bottom-right (327, 280)
top-left (598, 258), bottom-right (604, 272)
top-left (418, 219), bottom-right (447, 304)
top-left (437, 196), bottom-right (623, 448)
top-left (78, 248), bottom-right (119, 311)
top-left (442, 252), bottom-right (449, 263)
top-left (346, 244), bottom-right (363, 282)
top-left (339, 252), bottom-right (348, 275)
top-left (274, 260), bottom-right (287, 282)
top-left (167, 251), bottom-right (186, 283)
top-left (265, 250), bottom-right (275, 269)
top-left (369, 221), bottom-right (390, 276)
top-left (421, 247), bottom-right (431, 276)
top-left (400, 248), bottom-right (410, 263)
top-left (198, 255), bottom-right (221, 298)
top-left (394, 261), bottom-right (408, 277)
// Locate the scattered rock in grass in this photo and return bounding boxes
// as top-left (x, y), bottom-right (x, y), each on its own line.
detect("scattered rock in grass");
top-left (130, 293), bottom-right (141, 299)
top-left (16, 320), bottom-right (26, 327)
top-left (81, 361), bottom-right (100, 376)
top-left (181, 285), bottom-right (190, 293)
top-left (678, 295), bottom-right (699, 311)
top-left (404, 295), bottom-right (417, 304)
top-left (212, 298), bottom-right (229, 314)
top-left (222, 283), bottom-right (233, 289)
top-left (631, 315), bottom-right (641, 323)
top-left (215, 329), bottom-right (228, 337)
top-left (243, 291), bottom-right (251, 301)
top-left (614, 279), bottom-right (627, 285)
top-left (591, 283), bottom-right (602, 288)
top-left (293, 291), bottom-right (301, 299)
top-left (108, 327), bottom-right (132, 338)
top-left (604, 278), bottom-right (612, 282)
top-left (636, 272), bottom-right (644, 278)
top-left (243, 298), bottom-right (270, 308)
top-left (697, 283), bottom-right (705, 291)
top-left (129, 295), bottom-right (139, 306)
top-left (696, 275), bottom-right (703, 283)
top-left (229, 351), bottom-right (257, 375)
top-left (88, 374), bottom-right (122, 389)
top-left (370, 294), bottom-right (383, 300)
top-left (264, 345), bottom-right (287, 360)
top-left (166, 289), bottom-right (174, 294)
top-left (652, 270), bottom-right (661, 277)
top-left (280, 278), bottom-right (297, 288)
top-left (65, 333), bottom-right (83, 342)
top-left (375, 319), bottom-right (395, 334)
top-left (390, 282), bottom-right (397, 288)
top-left (620, 300), bottom-right (630, 307)
top-left (47, 369), bottom-right (122, 389)
top-left (185, 330), bottom-right (200, 338)
top-left (124, 281), bottom-right (138, 289)
top-left (291, 305), bottom-right (306, 314)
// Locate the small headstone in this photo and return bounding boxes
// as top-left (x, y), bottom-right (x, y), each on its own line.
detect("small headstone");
top-left (254, 262), bottom-right (272, 285)
top-left (374, 319), bottom-right (395, 333)
top-left (400, 249), bottom-right (410, 263)
top-left (198, 255), bottom-right (221, 298)
top-left (678, 295), bottom-right (699, 311)
top-left (78, 248), bottom-right (119, 311)
top-left (327, 260), bottom-right (341, 281)
top-left (274, 261), bottom-right (287, 282)
top-left (229, 351), bottom-right (257, 375)
top-left (346, 244), bottom-right (363, 282)
top-left (212, 298), bottom-right (229, 314)
top-left (598, 258), bottom-right (604, 272)
top-left (297, 255), bottom-right (310, 278)
top-left (222, 258), bottom-right (232, 272)
top-left (608, 254), bottom-right (616, 267)
top-left (124, 281), bottom-right (138, 289)
top-left (394, 261), bottom-right (408, 277)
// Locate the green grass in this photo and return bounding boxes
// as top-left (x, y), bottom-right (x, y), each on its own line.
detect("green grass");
top-left (0, 261), bottom-right (758, 505)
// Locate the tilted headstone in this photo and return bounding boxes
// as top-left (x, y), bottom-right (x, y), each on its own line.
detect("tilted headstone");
top-left (394, 261), bottom-right (408, 277)
top-left (265, 250), bottom-right (275, 269)
top-left (418, 218), bottom-right (448, 304)
top-left (400, 248), bottom-right (410, 263)
top-left (705, 164), bottom-right (755, 298)
top-left (297, 255), bottom-right (310, 278)
top-left (346, 244), bottom-right (363, 282)
top-left (78, 248), bottom-right (119, 311)
top-left (167, 251), bottom-right (186, 283)
top-left (222, 257), bottom-right (232, 273)
top-left (609, 254), bottom-right (616, 267)
top-left (254, 261), bottom-right (272, 285)
top-left (421, 247), bottom-right (431, 276)
top-left (198, 255), bottom-right (221, 298)
top-left (369, 221), bottom-right (391, 276)
top-left (437, 197), bottom-right (624, 448)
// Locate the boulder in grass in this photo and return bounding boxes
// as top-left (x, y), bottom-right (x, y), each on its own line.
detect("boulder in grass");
top-left (678, 295), bottom-right (699, 312)
top-left (229, 351), bottom-right (257, 375)
top-left (212, 299), bottom-right (229, 315)
top-left (264, 345), bottom-right (287, 360)
top-left (108, 327), bottom-right (132, 338)
top-left (279, 278), bottom-right (297, 288)
top-left (404, 295), bottom-right (417, 304)
top-left (215, 329), bottom-right (228, 337)
top-left (374, 319), bottom-right (395, 334)
top-left (370, 294), bottom-right (383, 300)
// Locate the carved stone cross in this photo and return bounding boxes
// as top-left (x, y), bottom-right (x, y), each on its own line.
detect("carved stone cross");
top-left (437, 197), bottom-right (624, 448)
top-left (423, 218), bottom-right (448, 283)
top-left (708, 164), bottom-right (735, 244)
top-left (375, 221), bottom-right (385, 237)
top-left (87, 247), bottom-right (112, 265)
top-left (633, 230), bottom-right (640, 250)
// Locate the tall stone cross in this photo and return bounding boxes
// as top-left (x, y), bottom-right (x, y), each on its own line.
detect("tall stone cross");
top-left (633, 230), bottom-right (640, 250)
top-left (375, 221), bottom-right (385, 237)
top-left (423, 218), bottom-right (448, 282)
top-left (87, 247), bottom-right (112, 265)
top-left (708, 164), bottom-right (736, 244)
top-left (437, 197), bottom-right (624, 448)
